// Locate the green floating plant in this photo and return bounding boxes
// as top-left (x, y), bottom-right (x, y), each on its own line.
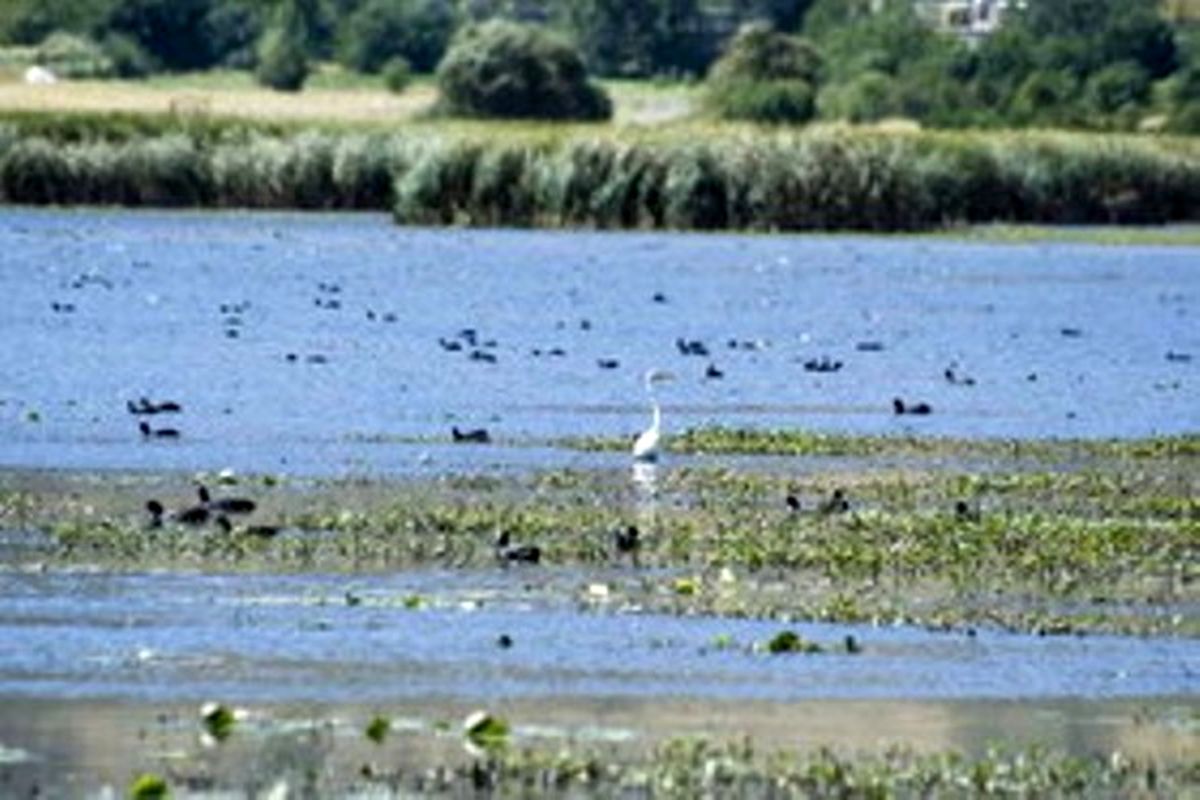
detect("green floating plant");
top-left (766, 630), bottom-right (823, 654)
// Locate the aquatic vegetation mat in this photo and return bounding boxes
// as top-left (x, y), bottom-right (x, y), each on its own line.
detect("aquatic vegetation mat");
top-left (2, 432), bottom-right (1194, 638)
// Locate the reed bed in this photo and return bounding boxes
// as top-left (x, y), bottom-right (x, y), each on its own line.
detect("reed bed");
top-left (2, 112), bottom-right (1199, 230)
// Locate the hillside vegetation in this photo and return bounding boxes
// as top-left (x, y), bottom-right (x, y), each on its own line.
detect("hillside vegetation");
top-left (4, 0), bottom-right (1200, 132)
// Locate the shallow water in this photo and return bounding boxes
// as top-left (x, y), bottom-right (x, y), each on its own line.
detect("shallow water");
top-left (1, 569), bottom-right (1196, 704)
top-left (1, 209), bottom-right (1196, 478)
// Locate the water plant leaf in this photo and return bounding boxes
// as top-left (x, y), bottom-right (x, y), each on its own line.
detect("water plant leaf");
top-left (200, 702), bottom-right (236, 742)
top-left (129, 772), bottom-right (170, 800)
top-left (463, 710), bottom-right (510, 748)
top-left (365, 715), bottom-right (390, 745)
top-left (766, 630), bottom-right (823, 654)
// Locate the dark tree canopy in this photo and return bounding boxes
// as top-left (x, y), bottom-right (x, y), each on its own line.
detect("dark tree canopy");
top-left (340, 0), bottom-right (457, 74)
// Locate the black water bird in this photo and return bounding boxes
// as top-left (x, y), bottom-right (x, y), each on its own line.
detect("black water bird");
top-left (818, 488), bottom-right (850, 515)
top-left (128, 397), bottom-right (182, 415)
top-left (139, 421), bottom-right (180, 439)
top-left (597, 358), bottom-right (621, 370)
top-left (613, 524), bottom-right (640, 564)
top-left (893, 398), bottom-right (932, 416)
top-left (146, 498), bottom-right (209, 527)
top-left (785, 494), bottom-right (802, 513)
top-left (452, 426), bottom-right (491, 444)
top-left (198, 484), bottom-right (256, 515)
top-left (675, 338), bottom-right (709, 357)
top-left (944, 367), bottom-right (976, 387)
top-left (803, 356), bottom-right (843, 373)
top-left (145, 499), bottom-right (165, 528)
top-left (705, 363), bottom-right (724, 380)
top-left (494, 530), bottom-right (541, 565)
top-left (469, 350), bottom-right (497, 364)
top-left (954, 500), bottom-right (982, 523)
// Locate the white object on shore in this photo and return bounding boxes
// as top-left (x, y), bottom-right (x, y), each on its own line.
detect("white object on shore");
top-left (24, 65), bottom-right (58, 85)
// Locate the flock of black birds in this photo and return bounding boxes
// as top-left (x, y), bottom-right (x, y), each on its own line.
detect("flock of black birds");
top-left (130, 396), bottom-right (184, 438)
top-left (146, 483), bottom-right (278, 539)
top-left (492, 523), bottom-right (643, 568)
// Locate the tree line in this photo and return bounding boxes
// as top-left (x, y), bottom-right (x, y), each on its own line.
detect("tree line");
top-left (4, 0), bottom-right (1200, 131)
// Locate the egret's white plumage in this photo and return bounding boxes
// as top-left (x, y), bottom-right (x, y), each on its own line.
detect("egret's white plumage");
top-left (633, 369), bottom-right (672, 462)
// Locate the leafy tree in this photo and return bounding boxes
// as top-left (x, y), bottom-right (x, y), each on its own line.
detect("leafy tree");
top-left (106, 0), bottom-right (216, 71)
top-left (811, 1), bottom-right (943, 83)
top-left (1086, 60), bottom-right (1151, 114)
top-left (750, 0), bottom-right (816, 33)
top-left (1009, 69), bottom-right (1078, 124)
top-left (564, 0), bottom-right (663, 77)
top-left (340, 0), bottom-right (456, 74)
top-left (1, 0), bottom-right (116, 45)
top-left (435, 20), bottom-right (612, 120)
top-left (563, 0), bottom-right (707, 77)
top-left (1012, 0), bottom-right (1177, 79)
top-left (203, 0), bottom-right (264, 69)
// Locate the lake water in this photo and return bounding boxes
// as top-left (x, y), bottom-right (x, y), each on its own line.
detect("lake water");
top-left (0, 209), bottom-right (1196, 478)
top-left (2, 569), bottom-right (1196, 705)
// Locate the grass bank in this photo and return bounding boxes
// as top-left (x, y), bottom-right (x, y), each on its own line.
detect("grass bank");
top-left (3, 432), bottom-right (1195, 637)
top-left (2, 109), bottom-right (1199, 230)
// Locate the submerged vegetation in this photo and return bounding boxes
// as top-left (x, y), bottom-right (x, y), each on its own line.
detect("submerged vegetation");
top-left (123, 733), bottom-right (1200, 798)
top-left (2, 112), bottom-right (1200, 230)
top-left (4, 432), bottom-right (1196, 637)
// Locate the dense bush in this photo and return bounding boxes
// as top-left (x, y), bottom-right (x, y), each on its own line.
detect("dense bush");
top-left (340, 0), bottom-right (455, 74)
top-left (435, 21), bottom-right (612, 121)
top-left (705, 24), bottom-right (822, 124)
top-left (34, 31), bottom-right (114, 78)
top-left (256, 26), bottom-right (308, 91)
top-left (382, 57), bottom-right (413, 94)
top-left (816, 70), bottom-right (898, 123)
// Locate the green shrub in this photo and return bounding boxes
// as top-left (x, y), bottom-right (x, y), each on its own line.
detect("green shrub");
top-left (817, 71), bottom-right (899, 123)
top-left (256, 26), bottom-right (308, 92)
top-left (705, 23), bottom-right (821, 124)
top-left (100, 33), bottom-right (155, 79)
top-left (435, 21), bottom-right (612, 121)
top-left (382, 56), bottom-right (412, 94)
top-left (1086, 60), bottom-right (1152, 115)
top-left (34, 31), bottom-right (113, 78)
top-left (708, 78), bottom-right (815, 124)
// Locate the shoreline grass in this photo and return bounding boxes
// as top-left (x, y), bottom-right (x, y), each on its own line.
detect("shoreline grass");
top-left (3, 108), bottom-right (1200, 230)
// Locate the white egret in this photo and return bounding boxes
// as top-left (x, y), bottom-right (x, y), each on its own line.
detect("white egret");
top-left (633, 369), bottom-right (673, 462)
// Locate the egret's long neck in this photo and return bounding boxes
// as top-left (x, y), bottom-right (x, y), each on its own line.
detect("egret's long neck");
top-left (650, 396), bottom-right (661, 433)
